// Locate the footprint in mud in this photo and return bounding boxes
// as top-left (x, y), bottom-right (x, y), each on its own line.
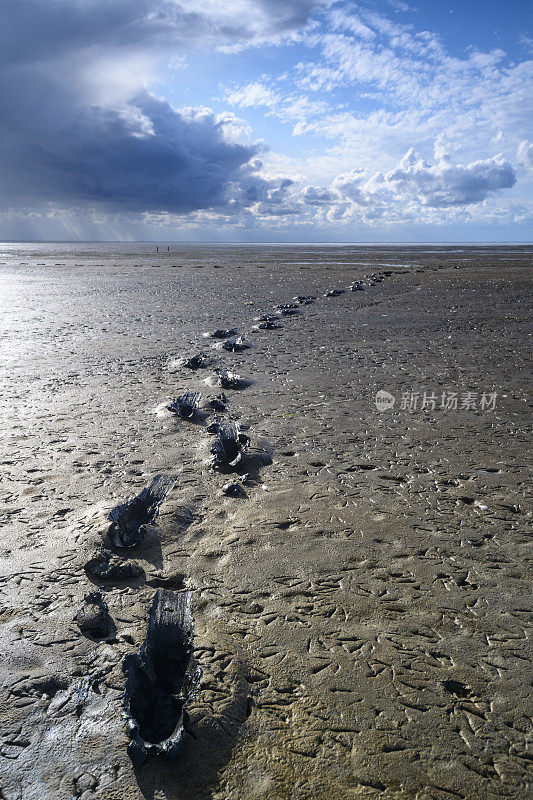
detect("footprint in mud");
top-left (209, 393), bottom-right (228, 412)
top-left (74, 591), bottom-right (113, 640)
top-left (84, 549), bottom-right (145, 584)
top-left (205, 328), bottom-right (238, 340)
top-left (208, 419), bottom-right (249, 471)
top-left (122, 590), bottom-right (201, 769)
top-left (108, 474), bottom-right (176, 549)
top-left (221, 336), bottom-right (250, 353)
top-left (253, 317), bottom-right (281, 330)
top-left (167, 392), bottom-right (202, 420)
top-left (215, 369), bottom-right (246, 390)
top-left (183, 353), bottom-right (210, 370)
top-left (146, 571), bottom-right (186, 590)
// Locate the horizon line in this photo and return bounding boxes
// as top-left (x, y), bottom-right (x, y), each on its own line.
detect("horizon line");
top-left (1, 240), bottom-right (532, 246)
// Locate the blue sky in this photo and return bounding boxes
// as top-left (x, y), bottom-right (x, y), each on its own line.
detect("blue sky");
top-left (0, 0), bottom-right (531, 241)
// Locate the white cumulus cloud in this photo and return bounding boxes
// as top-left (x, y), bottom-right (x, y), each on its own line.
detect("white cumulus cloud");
top-left (330, 145), bottom-right (516, 209)
top-left (517, 140), bottom-right (533, 168)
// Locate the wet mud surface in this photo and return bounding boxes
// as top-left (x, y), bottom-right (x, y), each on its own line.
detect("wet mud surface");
top-left (0, 243), bottom-right (531, 799)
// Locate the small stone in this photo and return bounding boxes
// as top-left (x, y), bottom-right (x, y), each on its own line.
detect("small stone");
top-left (222, 480), bottom-right (245, 497)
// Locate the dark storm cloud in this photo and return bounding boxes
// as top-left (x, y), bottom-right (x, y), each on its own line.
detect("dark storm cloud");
top-left (0, 0), bottom-right (324, 213)
top-left (0, 0), bottom-right (325, 65)
top-left (0, 83), bottom-right (264, 212)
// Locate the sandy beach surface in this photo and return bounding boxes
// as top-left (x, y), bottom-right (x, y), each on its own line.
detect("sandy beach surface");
top-left (0, 243), bottom-right (531, 800)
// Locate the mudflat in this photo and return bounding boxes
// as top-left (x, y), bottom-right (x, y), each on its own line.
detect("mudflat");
top-left (0, 244), bottom-right (531, 800)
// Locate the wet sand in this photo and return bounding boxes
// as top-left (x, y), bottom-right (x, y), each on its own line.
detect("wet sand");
top-left (0, 244), bottom-right (531, 799)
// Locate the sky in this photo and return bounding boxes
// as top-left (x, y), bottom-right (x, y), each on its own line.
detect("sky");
top-left (0, 0), bottom-right (531, 242)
